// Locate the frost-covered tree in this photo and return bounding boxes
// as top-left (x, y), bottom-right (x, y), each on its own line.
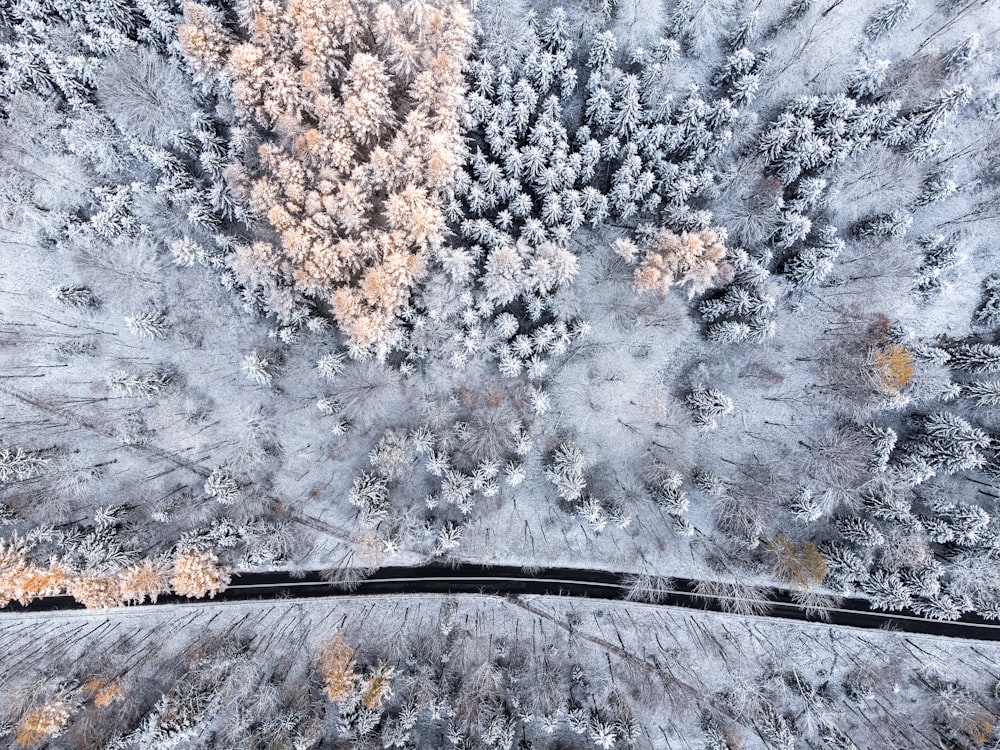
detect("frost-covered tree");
top-left (546, 442), bottom-right (587, 502)
top-left (949, 343), bottom-right (1000, 374)
top-left (633, 228), bottom-right (731, 296)
top-left (686, 386), bottom-right (734, 429)
top-left (864, 0), bottom-right (913, 41)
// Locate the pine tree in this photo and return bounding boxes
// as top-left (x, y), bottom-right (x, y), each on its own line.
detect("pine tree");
top-left (909, 412), bottom-right (990, 475)
top-left (546, 442), bottom-right (587, 502)
top-left (847, 58), bottom-right (891, 98)
top-left (588, 30), bottom-right (617, 71)
top-left (612, 74), bottom-right (643, 138)
top-left (862, 568), bottom-right (911, 611)
top-left (0, 446), bottom-right (48, 483)
top-left (242, 349), bottom-right (276, 385)
top-left (835, 516), bottom-right (885, 548)
top-left (942, 34), bottom-right (980, 78)
top-left (949, 343), bottom-right (1000, 374)
top-left (864, 0), bottom-right (913, 41)
top-left (685, 386), bottom-right (734, 429)
top-left (125, 310), bottom-right (168, 340)
top-left (49, 285), bottom-right (99, 308)
top-left (855, 209), bottom-right (913, 239)
top-left (974, 277), bottom-right (1000, 327)
top-left (964, 380), bottom-right (1000, 407)
top-left (107, 369), bottom-right (172, 398)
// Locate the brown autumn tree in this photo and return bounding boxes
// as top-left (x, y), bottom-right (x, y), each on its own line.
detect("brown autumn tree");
top-left (70, 574), bottom-right (122, 610)
top-left (768, 535), bottom-right (829, 591)
top-left (178, 0), bottom-right (472, 355)
top-left (118, 558), bottom-right (170, 604)
top-left (15, 691), bottom-right (78, 748)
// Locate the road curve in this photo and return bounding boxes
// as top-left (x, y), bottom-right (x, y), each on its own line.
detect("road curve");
top-left (5, 564), bottom-right (1000, 641)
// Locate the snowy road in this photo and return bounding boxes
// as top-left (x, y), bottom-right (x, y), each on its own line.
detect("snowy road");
top-left (6, 564), bottom-right (1000, 640)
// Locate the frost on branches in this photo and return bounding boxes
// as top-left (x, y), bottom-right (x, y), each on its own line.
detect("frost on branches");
top-left (177, 0), bottom-right (473, 355)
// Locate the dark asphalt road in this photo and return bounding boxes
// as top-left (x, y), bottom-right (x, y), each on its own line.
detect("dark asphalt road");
top-left (6, 564), bottom-right (1000, 640)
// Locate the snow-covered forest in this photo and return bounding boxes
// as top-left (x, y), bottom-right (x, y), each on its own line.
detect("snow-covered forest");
top-left (1, 0), bottom-right (1000, 745)
top-left (5, 596), bottom-right (1000, 748)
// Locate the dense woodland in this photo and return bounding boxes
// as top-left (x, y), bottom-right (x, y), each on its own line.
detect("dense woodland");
top-left (1, 0), bottom-right (1000, 745)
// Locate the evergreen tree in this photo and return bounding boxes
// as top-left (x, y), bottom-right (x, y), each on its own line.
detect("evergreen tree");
top-left (950, 343), bottom-right (1000, 374)
top-left (864, 0), bottom-right (913, 41)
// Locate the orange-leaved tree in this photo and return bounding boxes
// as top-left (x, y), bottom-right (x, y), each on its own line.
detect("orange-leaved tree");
top-left (171, 550), bottom-right (231, 598)
top-left (318, 632), bottom-right (359, 701)
top-left (871, 344), bottom-right (915, 395)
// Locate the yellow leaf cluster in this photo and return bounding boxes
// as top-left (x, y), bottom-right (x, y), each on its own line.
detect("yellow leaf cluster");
top-left (15, 695), bottom-right (75, 748)
top-left (872, 344), bottom-right (915, 395)
top-left (82, 676), bottom-right (126, 708)
top-left (361, 663), bottom-right (395, 709)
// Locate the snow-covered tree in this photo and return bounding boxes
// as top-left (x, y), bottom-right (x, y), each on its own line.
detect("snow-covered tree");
top-left (686, 386), bottom-right (734, 429)
top-left (864, 0), bottom-right (913, 41)
top-left (171, 550), bottom-right (230, 598)
top-left (546, 442), bottom-right (587, 502)
top-left (633, 228), bottom-right (731, 296)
